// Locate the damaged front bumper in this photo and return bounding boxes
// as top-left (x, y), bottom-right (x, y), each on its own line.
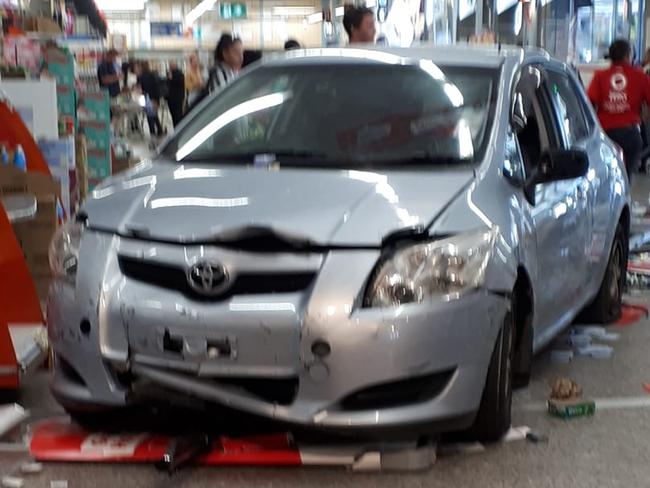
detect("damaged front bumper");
top-left (47, 230), bottom-right (510, 433)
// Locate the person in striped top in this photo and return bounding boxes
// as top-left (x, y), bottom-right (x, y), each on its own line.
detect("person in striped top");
top-left (208, 34), bottom-right (244, 95)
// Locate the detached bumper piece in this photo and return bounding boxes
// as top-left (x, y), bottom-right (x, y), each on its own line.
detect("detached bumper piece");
top-left (30, 417), bottom-right (437, 472)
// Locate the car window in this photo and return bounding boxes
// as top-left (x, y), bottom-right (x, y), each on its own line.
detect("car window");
top-left (545, 69), bottom-right (590, 147)
top-left (164, 64), bottom-right (500, 169)
top-left (504, 126), bottom-right (526, 181)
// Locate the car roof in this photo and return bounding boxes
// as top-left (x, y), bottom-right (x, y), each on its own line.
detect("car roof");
top-left (261, 43), bottom-right (551, 69)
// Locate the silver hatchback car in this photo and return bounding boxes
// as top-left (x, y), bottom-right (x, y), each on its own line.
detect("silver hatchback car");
top-left (48, 45), bottom-right (629, 441)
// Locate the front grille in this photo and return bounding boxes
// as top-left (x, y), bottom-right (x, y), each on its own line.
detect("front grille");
top-left (340, 369), bottom-right (455, 411)
top-left (118, 255), bottom-right (316, 301)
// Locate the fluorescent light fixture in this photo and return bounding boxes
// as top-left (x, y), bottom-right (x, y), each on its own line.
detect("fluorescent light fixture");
top-left (273, 6), bottom-right (315, 16)
top-left (307, 11), bottom-right (323, 24)
top-left (186, 0), bottom-right (217, 25)
top-left (176, 92), bottom-right (287, 161)
top-left (335, 6), bottom-right (345, 16)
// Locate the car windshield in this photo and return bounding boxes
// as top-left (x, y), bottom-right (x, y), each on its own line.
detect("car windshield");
top-left (164, 62), bottom-right (500, 168)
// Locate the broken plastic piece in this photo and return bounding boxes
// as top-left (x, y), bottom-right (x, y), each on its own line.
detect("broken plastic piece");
top-left (576, 344), bottom-right (613, 359)
top-left (566, 334), bottom-right (591, 347)
top-left (0, 404), bottom-right (28, 438)
top-left (525, 432), bottom-right (549, 443)
top-left (502, 426), bottom-right (531, 442)
top-left (571, 326), bottom-right (619, 342)
top-left (1, 477), bottom-right (24, 488)
top-left (20, 462), bottom-right (43, 474)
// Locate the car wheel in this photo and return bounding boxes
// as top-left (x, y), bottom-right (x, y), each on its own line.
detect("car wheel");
top-left (579, 224), bottom-right (627, 324)
top-left (467, 306), bottom-right (515, 442)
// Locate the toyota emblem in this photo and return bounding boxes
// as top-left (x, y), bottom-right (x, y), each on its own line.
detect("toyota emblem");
top-left (187, 261), bottom-right (230, 296)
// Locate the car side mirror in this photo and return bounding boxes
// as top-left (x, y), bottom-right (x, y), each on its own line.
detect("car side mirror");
top-left (528, 149), bottom-right (589, 186)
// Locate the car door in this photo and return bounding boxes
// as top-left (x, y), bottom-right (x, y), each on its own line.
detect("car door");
top-left (513, 64), bottom-right (590, 343)
top-left (543, 66), bottom-right (595, 307)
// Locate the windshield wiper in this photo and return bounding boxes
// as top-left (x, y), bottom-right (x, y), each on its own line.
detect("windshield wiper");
top-left (180, 149), bottom-right (332, 164)
top-left (350, 153), bottom-right (474, 168)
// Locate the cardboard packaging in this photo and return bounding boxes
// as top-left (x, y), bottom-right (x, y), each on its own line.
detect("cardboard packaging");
top-left (0, 166), bottom-right (60, 301)
top-left (547, 398), bottom-right (596, 419)
top-left (112, 157), bottom-right (136, 175)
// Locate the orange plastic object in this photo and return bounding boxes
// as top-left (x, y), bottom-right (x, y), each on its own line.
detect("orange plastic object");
top-left (0, 97), bottom-right (50, 388)
top-left (0, 97), bottom-right (51, 175)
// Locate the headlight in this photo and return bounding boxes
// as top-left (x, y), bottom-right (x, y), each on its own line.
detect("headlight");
top-left (365, 228), bottom-right (497, 308)
top-left (48, 220), bottom-right (84, 282)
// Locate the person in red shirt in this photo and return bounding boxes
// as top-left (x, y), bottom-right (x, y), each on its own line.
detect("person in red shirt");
top-left (588, 39), bottom-right (650, 180)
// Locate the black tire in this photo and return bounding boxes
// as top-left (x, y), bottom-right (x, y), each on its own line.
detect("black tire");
top-left (65, 406), bottom-right (138, 432)
top-left (467, 306), bottom-right (515, 443)
top-left (579, 224), bottom-right (627, 324)
top-left (512, 293), bottom-right (533, 390)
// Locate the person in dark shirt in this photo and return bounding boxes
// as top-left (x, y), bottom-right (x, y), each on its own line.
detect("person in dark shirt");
top-left (97, 49), bottom-right (121, 98)
top-left (166, 61), bottom-right (185, 128)
top-left (137, 61), bottom-right (163, 137)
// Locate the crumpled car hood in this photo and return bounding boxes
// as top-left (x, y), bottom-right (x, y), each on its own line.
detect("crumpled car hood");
top-left (83, 161), bottom-right (474, 246)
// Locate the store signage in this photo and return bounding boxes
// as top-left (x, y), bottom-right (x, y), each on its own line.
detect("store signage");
top-left (220, 2), bottom-right (247, 19)
top-left (150, 22), bottom-right (183, 37)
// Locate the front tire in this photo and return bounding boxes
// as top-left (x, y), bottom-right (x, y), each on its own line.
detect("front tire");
top-left (579, 224), bottom-right (627, 324)
top-left (467, 306), bottom-right (515, 442)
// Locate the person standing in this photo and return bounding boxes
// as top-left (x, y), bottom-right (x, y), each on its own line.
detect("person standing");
top-left (208, 34), bottom-right (244, 94)
top-left (137, 61), bottom-right (163, 137)
top-left (97, 49), bottom-right (121, 99)
top-left (166, 61), bottom-right (185, 128)
top-left (184, 53), bottom-right (204, 108)
top-left (343, 6), bottom-right (376, 44)
top-left (588, 39), bottom-right (650, 181)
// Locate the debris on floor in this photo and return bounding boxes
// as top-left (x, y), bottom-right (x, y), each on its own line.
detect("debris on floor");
top-left (19, 462), bottom-right (42, 474)
top-left (0, 405), bottom-right (28, 439)
top-left (616, 303), bottom-right (649, 326)
top-left (1, 476), bottom-right (24, 488)
top-left (50, 481), bottom-right (68, 488)
top-left (439, 425), bottom-right (537, 458)
top-left (550, 350), bottom-right (574, 363)
top-left (548, 378), bottom-right (595, 418)
top-left (554, 325), bottom-right (618, 362)
top-left (576, 344), bottom-right (614, 359)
